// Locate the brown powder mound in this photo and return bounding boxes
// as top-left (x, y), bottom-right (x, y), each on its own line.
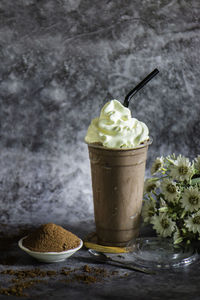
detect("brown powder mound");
top-left (22, 223), bottom-right (81, 252)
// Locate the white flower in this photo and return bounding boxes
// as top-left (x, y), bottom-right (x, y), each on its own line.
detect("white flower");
top-left (143, 178), bottom-right (160, 194)
top-left (161, 179), bottom-right (180, 203)
top-left (151, 213), bottom-right (176, 238)
top-left (185, 211), bottom-right (200, 234)
top-left (181, 186), bottom-right (200, 212)
top-left (142, 200), bottom-right (156, 223)
top-left (151, 157), bottom-right (164, 175)
top-left (194, 155), bottom-right (200, 173)
top-left (169, 155), bottom-right (194, 182)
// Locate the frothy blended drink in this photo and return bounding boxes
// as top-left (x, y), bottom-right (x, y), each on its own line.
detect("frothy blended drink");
top-left (85, 100), bottom-right (151, 246)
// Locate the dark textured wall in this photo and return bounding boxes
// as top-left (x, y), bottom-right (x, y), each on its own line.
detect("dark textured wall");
top-left (0, 0), bottom-right (199, 229)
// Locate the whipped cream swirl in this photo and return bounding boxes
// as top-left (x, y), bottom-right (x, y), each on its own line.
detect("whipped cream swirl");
top-left (85, 100), bottom-right (149, 149)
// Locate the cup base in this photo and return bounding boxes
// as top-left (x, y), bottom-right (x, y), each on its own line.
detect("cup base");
top-left (96, 228), bottom-right (139, 247)
top-left (84, 232), bottom-right (129, 253)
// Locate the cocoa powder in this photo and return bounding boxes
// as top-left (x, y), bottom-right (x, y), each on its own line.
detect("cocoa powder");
top-left (22, 223), bottom-right (80, 252)
top-left (0, 265), bottom-right (121, 296)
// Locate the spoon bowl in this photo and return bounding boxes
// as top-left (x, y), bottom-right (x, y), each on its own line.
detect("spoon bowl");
top-left (88, 249), bottom-right (108, 261)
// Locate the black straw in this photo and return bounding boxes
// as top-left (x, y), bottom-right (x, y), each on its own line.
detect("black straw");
top-left (123, 68), bottom-right (159, 108)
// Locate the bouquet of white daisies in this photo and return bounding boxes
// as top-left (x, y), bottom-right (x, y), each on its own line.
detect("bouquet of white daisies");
top-left (142, 154), bottom-right (200, 245)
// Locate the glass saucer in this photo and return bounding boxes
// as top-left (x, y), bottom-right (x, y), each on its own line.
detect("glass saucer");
top-left (125, 237), bottom-right (199, 269)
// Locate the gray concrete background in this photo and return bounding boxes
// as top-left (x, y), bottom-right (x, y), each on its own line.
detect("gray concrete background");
top-left (0, 0), bottom-right (200, 231)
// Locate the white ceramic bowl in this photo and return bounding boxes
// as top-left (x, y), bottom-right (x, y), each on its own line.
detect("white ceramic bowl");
top-left (18, 236), bottom-right (83, 263)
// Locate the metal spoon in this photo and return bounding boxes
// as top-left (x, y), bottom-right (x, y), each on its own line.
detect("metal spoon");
top-left (88, 249), bottom-right (155, 275)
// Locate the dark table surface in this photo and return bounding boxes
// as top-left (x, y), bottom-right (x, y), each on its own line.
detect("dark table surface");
top-left (0, 223), bottom-right (199, 300)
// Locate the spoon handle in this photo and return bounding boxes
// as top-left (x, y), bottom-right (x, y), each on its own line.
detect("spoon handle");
top-left (109, 258), bottom-right (155, 274)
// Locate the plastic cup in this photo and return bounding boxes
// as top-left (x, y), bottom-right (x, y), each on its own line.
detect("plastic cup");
top-left (87, 139), bottom-right (152, 246)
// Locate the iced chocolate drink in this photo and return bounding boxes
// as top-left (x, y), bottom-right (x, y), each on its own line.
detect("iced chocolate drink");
top-left (85, 100), bottom-right (151, 246)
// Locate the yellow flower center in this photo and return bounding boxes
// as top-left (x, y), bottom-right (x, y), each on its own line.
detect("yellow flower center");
top-left (178, 165), bottom-right (188, 175)
top-left (193, 216), bottom-right (200, 225)
top-left (146, 184), bottom-right (156, 193)
top-left (161, 219), bottom-right (169, 229)
top-left (166, 184), bottom-right (176, 194)
top-left (189, 195), bottom-right (199, 205)
top-left (154, 162), bottom-right (162, 172)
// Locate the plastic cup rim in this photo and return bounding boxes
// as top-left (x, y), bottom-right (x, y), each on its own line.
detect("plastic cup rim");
top-left (85, 137), bottom-right (153, 151)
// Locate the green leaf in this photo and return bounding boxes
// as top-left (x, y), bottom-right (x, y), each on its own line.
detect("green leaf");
top-left (159, 207), bottom-right (168, 213)
top-left (181, 210), bottom-right (186, 218)
top-left (181, 228), bottom-right (187, 234)
top-left (149, 195), bottom-right (156, 203)
top-left (174, 237), bottom-right (183, 244)
top-left (172, 213), bottom-right (177, 219)
top-left (149, 177), bottom-right (160, 182)
top-left (191, 177), bottom-right (200, 185)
